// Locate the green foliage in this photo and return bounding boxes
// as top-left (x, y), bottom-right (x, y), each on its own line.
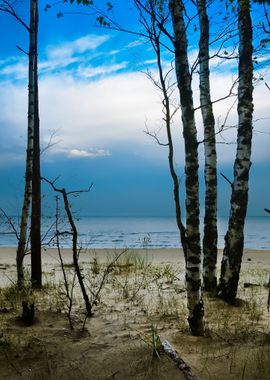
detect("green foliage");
top-left (96, 15), bottom-right (110, 27)
top-left (106, 2), bottom-right (113, 11)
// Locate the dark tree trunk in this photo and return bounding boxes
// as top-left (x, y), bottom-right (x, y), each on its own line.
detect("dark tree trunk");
top-left (218, 0), bottom-right (254, 304)
top-left (153, 26), bottom-right (187, 259)
top-left (30, 0), bottom-right (42, 287)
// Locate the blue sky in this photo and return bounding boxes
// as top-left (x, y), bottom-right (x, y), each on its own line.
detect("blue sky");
top-left (0, 0), bottom-right (270, 217)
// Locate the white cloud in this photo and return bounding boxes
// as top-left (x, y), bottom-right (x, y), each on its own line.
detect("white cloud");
top-left (0, 34), bottom-right (110, 80)
top-left (77, 62), bottom-right (128, 78)
top-left (0, 33), bottom-right (269, 169)
top-left (68, 148), bottom-right (110, 158)
top-left (0, 59), bottom-right (28, 79)
top-left (46, 34), bottom-right (109, 61)
top-left (127, 39), bottom-right (146, 48)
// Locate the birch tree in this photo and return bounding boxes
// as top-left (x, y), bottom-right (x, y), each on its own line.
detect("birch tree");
top-left (0, 1), bottom-right (33, 288)
top-left (133, 0), bottom-right (187, 257)
top-left (197, 0), bottom-right (218, 293)
top-left (169, 0), bottom-right (204, 336)
top-left (218, 0), bottom-right (254, 303)
top-left (0, 0), bottom-right (41, 287)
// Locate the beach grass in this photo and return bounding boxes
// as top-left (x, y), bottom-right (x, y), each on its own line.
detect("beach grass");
top-left (0, 247), bottom-right (269, 379)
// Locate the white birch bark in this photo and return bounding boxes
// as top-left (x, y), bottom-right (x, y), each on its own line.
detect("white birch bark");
top-left (218, 0), bottom-right (254, 303)
top-left (169, 0), bottom-right (204, 336)
top-left (197, 0), bottom-right (218, 293)
top-left (16, 0), bottom-right (35, 288)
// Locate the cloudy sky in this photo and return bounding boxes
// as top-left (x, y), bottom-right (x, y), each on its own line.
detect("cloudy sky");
top-left (0, 0), bottom-right (269, 217)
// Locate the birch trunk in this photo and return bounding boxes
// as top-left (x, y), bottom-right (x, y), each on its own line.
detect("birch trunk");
top-left (169, 0), bottom-right (204, 336)
top-left (16, 0), bottom-right (35, 288)
top-left (197, 0), bottom-right (218, 293)
top-left (218, 0), bottom-right (253, 304)
top-left (30, 0), bottom-right (42, 287)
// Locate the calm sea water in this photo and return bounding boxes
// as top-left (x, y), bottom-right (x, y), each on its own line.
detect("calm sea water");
top-left (0, 216), bottom-right (269, 250)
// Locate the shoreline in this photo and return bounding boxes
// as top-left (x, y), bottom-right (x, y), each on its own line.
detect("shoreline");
top-left (0, 246), bottom-right (269, 266)
top-left (1, 247), bottom-right (269, 287)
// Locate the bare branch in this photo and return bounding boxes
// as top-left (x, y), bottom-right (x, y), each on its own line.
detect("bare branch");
top-left (0, 1), bottom-right (30, 31)
top-left (41, 176), bottom-right (93, 196)
top-left (55, 195), bottom-right (74, 330)
top-left (41, 176), bottom-right (93, 316)
top-left (194, 78), bottom-right (238, 112)
top-left (144, 126), bottom-right (169, 147)
top-left (40, 130), bottom-right (61, 155)
top-left (16, 45), bottom-right (29, 56)
top-left (0, 207), bottom-right (19, 240)
top-left (220, 172), bottom-right (233, 187)
top-left (265, 82), bottom-right (270, 91)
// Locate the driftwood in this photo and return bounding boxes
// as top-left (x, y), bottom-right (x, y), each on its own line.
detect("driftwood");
top-left (162, 340), bottom-right (197, 380)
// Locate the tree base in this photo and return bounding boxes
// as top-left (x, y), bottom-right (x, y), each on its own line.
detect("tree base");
top-left (187, 299), bottom-right (204, 336)
top-left (203, 276), bottom-right (217, 296)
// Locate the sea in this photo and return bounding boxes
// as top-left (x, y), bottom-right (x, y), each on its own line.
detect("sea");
top-left (0, 216), bottom-right (269, 250)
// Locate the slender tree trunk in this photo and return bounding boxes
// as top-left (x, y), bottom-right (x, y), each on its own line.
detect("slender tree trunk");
top-left (16, 1), bottom-right (35, 289)
top-left (197, 0), bottom-right (218, 293)
top-left (30, 0), bottom-right (42, 287)
top-left (169, 0), bottom-right (204, 336)
top-left (62, 190), bottom-right (92, 316)
top-left (154, 35), bottom-right (187, 259)
top-left (218, 0), bottom-right (253, 304)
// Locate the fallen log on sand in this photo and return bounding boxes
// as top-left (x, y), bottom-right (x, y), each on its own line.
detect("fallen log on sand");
top-left (162, 340), bottom-right (197, 380)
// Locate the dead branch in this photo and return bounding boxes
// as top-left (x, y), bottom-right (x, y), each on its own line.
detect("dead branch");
top-left (0, 1), bottom-right (30, 31)
top-left (90, 248), bottom-right (128, 308)
top-left (40, 129), bottom-right (61, 155)
top-left (0, 208), bottom-right (19, 240)
top-left (55, 195), bottom-right (74, 329)
top-left (162, 340), bottom-right (198, 380)
top-left (41, 176), bottom-right (93, 316)
top-left (144, 126), bottom-right (169, 146)
top-left (220, 172), bottom-right (233, 187)
top-left (194, 77), bottom-right (238, 112)
top-left (81, 248), bottom-right (129, 330)
top-left (16, 45), bottom-right (29, 56)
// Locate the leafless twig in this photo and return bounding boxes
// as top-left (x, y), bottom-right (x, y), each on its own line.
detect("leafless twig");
top-left (42, 176), bottom-right (93, 316)
top-left (220, 172), bottom-right (233, 187)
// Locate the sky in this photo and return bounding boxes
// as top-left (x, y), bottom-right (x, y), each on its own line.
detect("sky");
top-left (0, 0), bottom-right (270, 217)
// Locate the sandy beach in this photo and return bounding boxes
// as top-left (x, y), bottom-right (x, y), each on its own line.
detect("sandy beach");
top-left (0, 246), bottom-right (269, 283)
top-left (0, 247), bottom-right (270, 379)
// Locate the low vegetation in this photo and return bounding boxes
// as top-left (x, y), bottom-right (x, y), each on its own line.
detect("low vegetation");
top-left (0, 249), bottom-right (269, 379)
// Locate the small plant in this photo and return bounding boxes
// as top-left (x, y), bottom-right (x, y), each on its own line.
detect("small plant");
top-left (91, 256), bottom-right (101, 275)
top-left (112, 250), bottom-right (150, 275)
top-left (1, 272), bottom-right (34, 309)
top-left (139, 324), bottom-right (162, 360)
